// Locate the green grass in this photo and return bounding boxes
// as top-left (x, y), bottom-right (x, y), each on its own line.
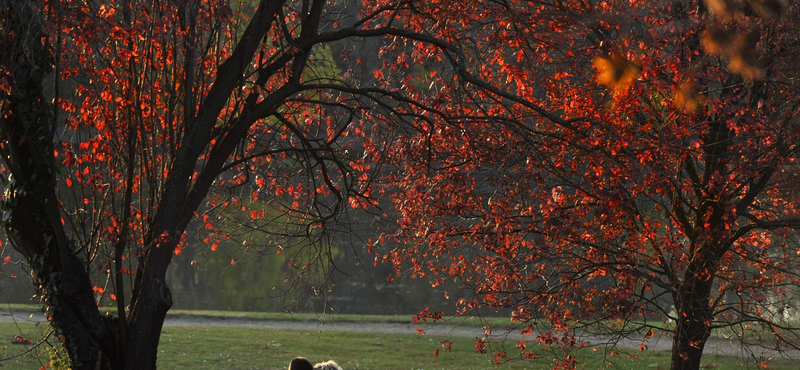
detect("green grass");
top-left (1, 306), bottom-right (798, 369)
top-left (2, 320), bottom-right (799, 370)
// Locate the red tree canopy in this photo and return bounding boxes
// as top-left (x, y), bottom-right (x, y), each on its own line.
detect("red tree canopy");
top-left (370, 1), bottom-right (800, 369)
top-left (2, 0), bottom-right (799, 369)
top-left (3, 0), bottom-right (557, 368)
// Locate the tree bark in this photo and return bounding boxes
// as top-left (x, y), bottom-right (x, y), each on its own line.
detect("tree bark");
top-left (0, 2), bottom-right (120, 369)
top-left (125, 266), bottom-right (173, 370)
top-left (670, 256), bottom-right (716, 370)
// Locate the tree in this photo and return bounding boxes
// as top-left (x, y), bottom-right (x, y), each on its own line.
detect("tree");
top-left (5, 1), bottom-right (798, 370)
top-left (0, 0), bottom-right (540, 369)
top-left (374, 1), bottom-right (800, 370)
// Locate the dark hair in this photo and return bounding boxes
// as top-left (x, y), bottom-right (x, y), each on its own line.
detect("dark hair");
top-left (289, 357), bottom-right (314, 370)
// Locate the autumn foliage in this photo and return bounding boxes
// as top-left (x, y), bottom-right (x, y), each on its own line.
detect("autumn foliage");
top-left (2, 1), bottom-right (800, 370)
top-left (370, 1), bottom-right (800, 370)
top-left (0, 0), bottom-right (468, 369)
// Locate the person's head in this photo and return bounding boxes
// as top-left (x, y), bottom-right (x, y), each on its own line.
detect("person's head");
top-left (289, 357), bottom-right (314, 370)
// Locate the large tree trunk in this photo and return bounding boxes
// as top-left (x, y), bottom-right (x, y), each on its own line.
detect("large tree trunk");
top-left (125, 242), bottom-right (175, 370)
top-left (670, 256), bottom-right (717, 370)
top-left (125, 276), bottom-right (172, 370)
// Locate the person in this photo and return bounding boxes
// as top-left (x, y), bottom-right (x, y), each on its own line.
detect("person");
top-left (288, 357), bottom-right (314, 370)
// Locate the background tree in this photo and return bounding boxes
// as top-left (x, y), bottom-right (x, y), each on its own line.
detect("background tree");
top-left (374, 1), bottom-right (800, 370)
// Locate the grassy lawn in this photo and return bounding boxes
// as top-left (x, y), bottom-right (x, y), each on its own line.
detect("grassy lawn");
top-left (0, 308), bottom-right (798, 369)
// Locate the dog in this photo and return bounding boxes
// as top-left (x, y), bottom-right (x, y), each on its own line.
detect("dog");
top-left (314, 360), bottom-right (343, 370)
